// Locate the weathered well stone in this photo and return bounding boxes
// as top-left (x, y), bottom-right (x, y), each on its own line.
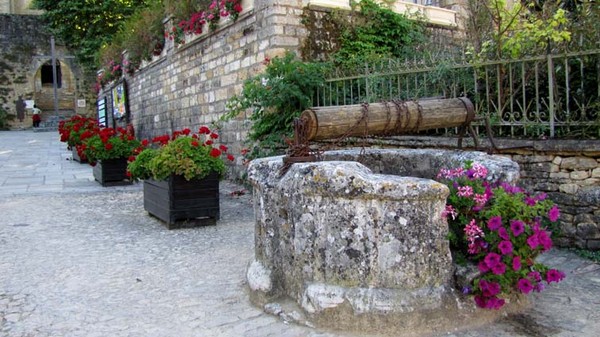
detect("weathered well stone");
top-left (247, 149), bottom-right (523, 335)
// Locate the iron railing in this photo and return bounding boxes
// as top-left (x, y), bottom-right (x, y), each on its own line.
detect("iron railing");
top-left (314, 50), bottom-right (600, 138)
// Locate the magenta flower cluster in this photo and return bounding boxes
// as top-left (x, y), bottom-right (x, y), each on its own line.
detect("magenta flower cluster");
top-left (437, 162), bottom-right (565, 310)
top-left (168, 0), bottom-right (244, 44)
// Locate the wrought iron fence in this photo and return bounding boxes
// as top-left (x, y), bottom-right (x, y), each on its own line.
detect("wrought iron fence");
top-left (313, 50), bottom-right (600, 138)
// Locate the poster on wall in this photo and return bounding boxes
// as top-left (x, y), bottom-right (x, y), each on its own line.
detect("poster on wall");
top-left (111, 80), bottom-right (128, 120)
top-left (97, 97), bottom-right (107, 127)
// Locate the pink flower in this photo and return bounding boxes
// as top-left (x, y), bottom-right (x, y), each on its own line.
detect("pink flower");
top-left (510, 220), bottom-right (525, 237)
top-left (457, 185), bottom-right (473, 198)
top-left (474, 193), bottom-right (488, 205)
top-left (491, 262), bottom-right (506, 275)
top-left (548, 205), bottom-right (560, 222)
top-left (525, 196), bottom-right (536, 206)
top-left (479, 279), bottom-right (501, 297)
top-left (498, 240), bottom-right (513, 255)
top-left (528, 271), bottom-right (542, 282)
top-left (498, 227), bottom-right (510, 240)
top-left (478, 261), bottom-right (490, 273)
top-left (527, 234), bottom-right (540, 250)
top-left (471, 163), bottom-right (488, 179)
top-left (546, 269), bottom-right (565, 283)
top-left (512, 256), bottom-right (521, 271)
top-left (517, 278), bottom-right (533, 294)
top-left (475, 295), bottom-right (504, 309)
top-left (441, 205), bottom-right (457, 220)
top-left (537, 230), bottom-right (553, 251)
top-left (487, 216), bottom-right (503, 231)
top-left (484, 252), bottom-right (501, 268)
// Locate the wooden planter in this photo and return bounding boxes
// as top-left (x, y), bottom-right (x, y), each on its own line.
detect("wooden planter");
top-left (143, 173), bottom-right (220, 229)
top-left (93, 157), bottom-right (132, 186)
top-left (71, 147), bottom-right (87, 163)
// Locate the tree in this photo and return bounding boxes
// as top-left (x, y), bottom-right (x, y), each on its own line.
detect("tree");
top-left (32, 0), bottom-right (155, 70)
top-left (465, 0), bottom-right (571, 60)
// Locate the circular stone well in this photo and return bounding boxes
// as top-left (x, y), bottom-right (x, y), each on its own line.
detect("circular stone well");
top-left (247, 149), bottom-right (524, 336)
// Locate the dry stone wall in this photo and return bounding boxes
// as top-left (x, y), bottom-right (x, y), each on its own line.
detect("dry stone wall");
top-left (510, 148), bottom-right (600, 250)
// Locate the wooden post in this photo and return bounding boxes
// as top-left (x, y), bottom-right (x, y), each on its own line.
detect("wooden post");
top-left (301, 97), bottom-right (475, 141)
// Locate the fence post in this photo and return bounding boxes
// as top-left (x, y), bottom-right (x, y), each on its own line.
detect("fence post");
top-left (547, 54), bottom-right (555, 138)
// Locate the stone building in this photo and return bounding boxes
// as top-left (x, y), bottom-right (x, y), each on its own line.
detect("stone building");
top-left (0, 0), bottom-right (87, 129)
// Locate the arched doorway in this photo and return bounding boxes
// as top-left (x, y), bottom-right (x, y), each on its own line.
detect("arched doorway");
top-left (33, 59), bottom-right (76, 114)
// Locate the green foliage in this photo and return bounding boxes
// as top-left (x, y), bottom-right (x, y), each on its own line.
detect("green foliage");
top-left (32, 0), bottom-right (155, 69)
top-left (148, 136), bottom-right (225, 181)
top-left (569, 248), bottom-right (600, 263)
top-left (82, 127), bottom-right (142, 165)
top-left (333, 0), bottom-right (426, 65)
top-left (465, 0), bottom-right (571, 60)
top-left (224, 53), bottom-right (327, 158)
top-left (97, 2), bottom-right (165, 74)
top-left (126, 147), bottom-right (158, 181)
top-left (128, 127), bottom-right (231, 181)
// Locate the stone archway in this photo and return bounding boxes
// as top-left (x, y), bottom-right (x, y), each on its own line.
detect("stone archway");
top-left (33, 59), bottom-right (76, 114)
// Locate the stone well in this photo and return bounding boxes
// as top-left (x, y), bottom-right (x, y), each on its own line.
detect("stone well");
top-left (246, 149), bottom-right (523, 336)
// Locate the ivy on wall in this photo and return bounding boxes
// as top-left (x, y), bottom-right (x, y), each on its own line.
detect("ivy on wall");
top-left (301, 0), bottom-right (427, 65)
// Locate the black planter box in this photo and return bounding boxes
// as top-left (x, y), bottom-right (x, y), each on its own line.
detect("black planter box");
top-left (93, 157), bottom-right (132, 186)
top-left (143, 173), bottom-right (220, 229)
top-left (71, 147), bottom-right (87, 163)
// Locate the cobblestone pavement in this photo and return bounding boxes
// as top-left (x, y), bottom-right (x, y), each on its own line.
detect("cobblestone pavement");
top-left (1, 130), bottom-right (599, 337)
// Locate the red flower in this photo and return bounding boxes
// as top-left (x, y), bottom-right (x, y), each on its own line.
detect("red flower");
top-left (241, 148), bottom-right (249, 155)
top-left (205, 140), bottom-right (213, 146)
top-left (227, 154), bottom-right (235, 161)
top-left (210, 148), bottom-right (221, 158)
top-left (210, 133), bottom-right (219, 139)
top-left (141, 139), bottom-right (149, 146)
top-left (182, 128), bottom-right (191, 135)
top-left (191, 140), bottom-right (199, 147)
top-left (233, 3), bottom-right (243, 13)
top-left (128, 156), bottom-right (136, 162)
top-left (105, 143), bottom-right (113, 151)
top-left (219, 144), bottom-right (228, 152)
top-left (199, 126), bottom-right (211, 134)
